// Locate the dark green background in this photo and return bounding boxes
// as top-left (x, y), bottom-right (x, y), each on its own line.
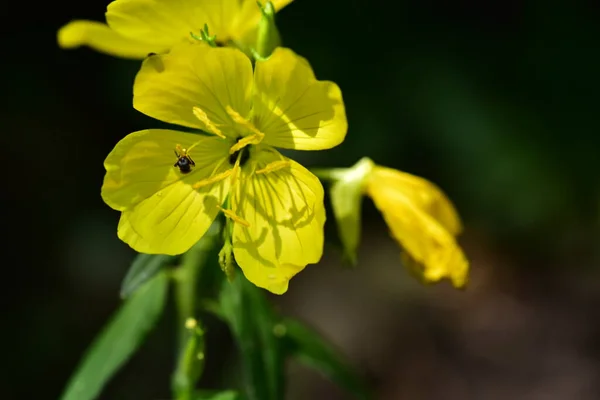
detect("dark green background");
top-left (4, 0), bottom-right (600, 398)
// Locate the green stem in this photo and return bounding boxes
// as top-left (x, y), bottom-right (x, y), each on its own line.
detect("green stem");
top-left (173, 320), bottom-right (206, 400)
top-left (171, 224), bottom-right (221, 400)
top-left (174, 248), bottom-right (202, 349)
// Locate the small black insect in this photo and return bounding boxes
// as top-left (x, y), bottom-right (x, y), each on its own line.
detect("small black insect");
top-left (174, 147), bottom-right (195, 174)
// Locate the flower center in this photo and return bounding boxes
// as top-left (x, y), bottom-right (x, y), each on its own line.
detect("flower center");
top-left (228, 138), bottom-right (251, 167)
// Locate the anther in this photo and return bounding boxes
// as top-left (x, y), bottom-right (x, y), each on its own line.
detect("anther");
top-left (225, 106), bottom-right (265, 153)
top-left (229, 133), bottom-right (264, 154)
top-left (217, 205), bottom-right (250, 227)
top-left (192, 169), bottom-right (232, 189)
top-left (193, 106), bottom-right (226, 138)
top-left (255, 161), bottom-right (291, 175)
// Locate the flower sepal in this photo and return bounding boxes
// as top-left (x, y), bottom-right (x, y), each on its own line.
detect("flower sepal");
top-left (191, 24), bottom-right (218, 48)
top-left (313, 157), bottom-right (375, 266)
top-left (218, 206), bottom-right (237, 283)
top-left (251, 1), bottom-right (281, 60)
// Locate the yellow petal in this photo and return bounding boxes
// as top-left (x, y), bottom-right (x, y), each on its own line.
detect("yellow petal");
top-left (134, 43), bottom-right (253, 135)
top-left (253, 47), bottom-right (348, 150)
top-left (102, 129), bottom-right (231, 255)
top-left (105, 0), bottom-right (197, 49)
top-left (107, 0), bottom-right (293, 49)
top-left (57, 20), bottom-right (159, 59)
top-left (368, 166), bottom-right (463, 235)
top-left (231, 147), bottom-right (326, 294)
top-left (366, 170), bottom-right (468, 288)
top-left (401, 249), bottom-right (468, 289)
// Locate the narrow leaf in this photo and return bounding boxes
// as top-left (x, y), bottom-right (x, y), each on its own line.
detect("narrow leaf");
top-left (219, 275), bottom-right (284, 400)
top-left (120, 253), bottom-right (174, 298)
top-left (195, 390), bottom-right (243, 400)
top-left (61, 272), bottom-right (169, 400)
top-left (283, 318), bottom-right (371, 400)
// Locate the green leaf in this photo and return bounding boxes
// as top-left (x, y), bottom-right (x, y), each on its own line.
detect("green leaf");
top-left (60, 272), bottom-right (169, 400)
top-left (219, 275), bottom-right (284, 400)
top-left (195, 390), bottom-right (243, 400)
top-left (120, 253), bottom-right (174, 298)
top-left (282, 318), bottom-right (371, 400)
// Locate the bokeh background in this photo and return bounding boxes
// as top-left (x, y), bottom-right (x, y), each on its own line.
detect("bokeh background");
top-left (4, 0), bottom-right (600, 398)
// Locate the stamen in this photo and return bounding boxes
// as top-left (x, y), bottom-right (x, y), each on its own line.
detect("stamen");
top-left (192, 106), bottom-right (226, 139)
top-left (192, 169), bottom-right (233, 189)
top-left (226, 106), bottom-right (263, 136)
top-left (229, 133), bottom-right (264, 154)
top-left (229, 151), bottom-right (242, 188)
top-left (217, 205), bottom-right (250, 227)
top-left (255, 160), bottom-right (291, 175)
top-left (226, 106), bottom-right (265, 153)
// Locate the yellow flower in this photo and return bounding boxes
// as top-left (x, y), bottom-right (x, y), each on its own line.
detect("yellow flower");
top-left (57, 0), bottom-right (292, 59)
top-left (101, 42), bottom-right (347, 294)
top-left (364, 163), bottom-right (468, 288)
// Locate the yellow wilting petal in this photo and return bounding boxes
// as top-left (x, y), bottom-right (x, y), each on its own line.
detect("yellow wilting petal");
top-left (134, 43), bottom-right (253, 136)
top-left (369, 166), bottom-right (463, 235)
top-left (365, 167), bottom-right (468, 288)
top-left (230, 147), bottom-right (326, 294)
top-left (57, 20), bottom-right (159, 59)
top-left (102, 129), bottom-right (232, 255)
top-left (253, 47), bottom-right (348, 150)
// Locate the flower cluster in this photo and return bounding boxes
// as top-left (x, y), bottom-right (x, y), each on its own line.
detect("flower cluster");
top-left (59, 0), bottom-right (469, 293)
top-left (60, 0), bottom-right (346, 294)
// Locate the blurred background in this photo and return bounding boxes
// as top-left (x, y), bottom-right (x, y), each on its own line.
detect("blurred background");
top-left (3, 0), bottom-right (600, 398)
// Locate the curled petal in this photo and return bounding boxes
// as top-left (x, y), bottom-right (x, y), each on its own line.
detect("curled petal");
top-left (366, 168), bottom-right (468, 288)
top-left (231, 147), bottom-right (326, 294)
top-left (368, 166), bottom-right (462, 235)
top-left (57, 20), bottom-right (159, 59)
top-left (253, 48), bottom-right (348, 150)
top-left (106, 0), bottom-right (293, 47)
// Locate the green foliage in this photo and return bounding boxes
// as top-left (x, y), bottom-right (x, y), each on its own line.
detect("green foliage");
top-left (219, 275), bottom-right (285, 400)
top-left (60, 272), bottom-right (169, 400)
top-left (217, 274), bottom-right (370, 400)
top-left (195, 390), bottom-right (243, 400)
top-left (120, 253), bottom-right (175, 298)
top-left (173, 321), bottom-right (207, 400)
top-left (283, 319), bottom-right (370, 400)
